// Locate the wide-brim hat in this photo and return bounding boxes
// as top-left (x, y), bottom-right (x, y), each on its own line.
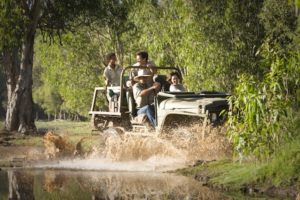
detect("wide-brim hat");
top-left (134, 69), bottom-right (152, 81)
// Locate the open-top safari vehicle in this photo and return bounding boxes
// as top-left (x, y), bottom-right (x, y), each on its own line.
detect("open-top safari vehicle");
top-left (89, 66), bottom-right (230, 133)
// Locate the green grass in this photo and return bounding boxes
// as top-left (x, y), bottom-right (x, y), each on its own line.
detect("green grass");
top-left (259, 136), bottom-right (300, 186)
top-left (176, 135), bottom-right (300, 191)
top-left (0, 120), bottom-right (97, 148)
top-left (176, 110), bottom-right (300, 192)
top-left (0, 120), bottom-right (92, 135)
top-left (0, 120), bottom-right (103, 158)
top-left (176, 159), bottom-right (263, 190)
top-left (12, 136), bottom-right (44, 147)
top-left (36, 120), bottom-right (92, 135)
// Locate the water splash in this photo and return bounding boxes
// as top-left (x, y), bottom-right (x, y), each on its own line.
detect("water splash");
top-left (35, 156), bottom-right (185, 172)
top-left (40, 124), bottom-right (231, 172)
top-left (102, 131), bottom-right (187, 161)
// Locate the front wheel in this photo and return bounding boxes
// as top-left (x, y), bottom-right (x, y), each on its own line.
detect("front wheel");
top-left (91, 114), bottom-right (109, 131)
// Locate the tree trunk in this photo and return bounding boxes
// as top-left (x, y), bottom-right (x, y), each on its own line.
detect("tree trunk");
top-left (3, 48), bottom-right (20, 131)
top-left (4, 1), bottom-right (42, 134)
top-left (5, 37), bottom-right (37, 134)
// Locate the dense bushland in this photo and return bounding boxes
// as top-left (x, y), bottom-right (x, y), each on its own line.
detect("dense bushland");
top-left (1, 0), bottom-right (299, 159)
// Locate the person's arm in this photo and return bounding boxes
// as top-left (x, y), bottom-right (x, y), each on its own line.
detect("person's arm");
top-left (139, 82), bottom-right (160, 97)
top-left (103, 68), bottom-right (111, 86)
top-left (126, 68), bottom-right (138, 87)
top-left (149, 66), bottom-right (157, 75)
top-left (147, 61), bottom-right (157, 75)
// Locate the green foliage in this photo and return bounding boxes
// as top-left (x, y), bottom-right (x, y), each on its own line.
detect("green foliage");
top-left (184, 0), bottom-right (266, 91)
top-left (259, 0), bottom-right (298, 58)
top-left (123, 0), bottom-right (266, 91)
top-left (29, 0), bottom-right (299, 124)
top-left (34, 30), bottom-right (102, 117)
top-left (127, 0), bottom-right (228, 91)
top-left (228, 55), bottom-right (299, 159)
top-left (31, 1), bottom-right (134, 118)
top-left (226, 0), bottom-right (299, 159)
top-left (0, 0), bottom-right (26, 49)
top-left (33, 83), bottom-right (62, 115)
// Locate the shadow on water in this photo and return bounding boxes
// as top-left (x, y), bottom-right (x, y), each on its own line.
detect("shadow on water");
top-left (0, 169), bottom-right (227, 200)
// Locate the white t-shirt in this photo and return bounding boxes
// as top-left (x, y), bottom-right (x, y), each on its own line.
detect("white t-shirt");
top-left (130, 60), bottom-right (156, 79)
top-left (103, 64), bottom-right (123, 86)
top-left (169, 84), bottom-right (186, 92)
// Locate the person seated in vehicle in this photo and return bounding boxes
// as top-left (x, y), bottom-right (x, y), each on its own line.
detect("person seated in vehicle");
top-left (103, 52), bottom-right (123, 111)
top-left (127, 51), bottom-right (157, 87)
top-left (169, 71), bottom-right (187, 92)
top-left (132, 70), bottom-right (161, 128)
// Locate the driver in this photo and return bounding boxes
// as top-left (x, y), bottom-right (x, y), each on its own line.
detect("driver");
top-left (133, 70), bottom-right (161, 128)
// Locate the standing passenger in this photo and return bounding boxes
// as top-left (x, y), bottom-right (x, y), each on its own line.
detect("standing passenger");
top-left (103, 53), bottom-right (123, 111)
top-left (103, 53), bottom-right (123, 87)
top-left (127, 51), bottom-right (156, 87)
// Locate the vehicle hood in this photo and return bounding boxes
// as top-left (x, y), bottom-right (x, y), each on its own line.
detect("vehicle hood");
top-left (159, 97), bottom-right (228, 112)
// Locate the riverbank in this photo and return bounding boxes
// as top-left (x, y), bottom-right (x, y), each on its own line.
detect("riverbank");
top-left (174, 135), bottom-right (300, 199)
top-left (0, 120), bottom-right (103, 167)
top-left (0, 120), bottom-right (299, 199)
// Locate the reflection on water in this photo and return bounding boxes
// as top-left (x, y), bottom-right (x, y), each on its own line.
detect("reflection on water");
top-left (0, 169), bottom-right (228, 200)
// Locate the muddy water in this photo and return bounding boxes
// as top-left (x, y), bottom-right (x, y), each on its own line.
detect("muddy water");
top-left (0, 169), bottom-right (228, 200)
top-left (0, 125), bottom-right (235, 199)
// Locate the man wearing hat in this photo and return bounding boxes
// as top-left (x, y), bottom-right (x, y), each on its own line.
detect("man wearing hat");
top-left (133, 70), bottom-right (161, 128)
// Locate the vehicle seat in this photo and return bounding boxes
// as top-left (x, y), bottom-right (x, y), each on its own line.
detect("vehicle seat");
top-left (153, 75), bottom-right (170, 92)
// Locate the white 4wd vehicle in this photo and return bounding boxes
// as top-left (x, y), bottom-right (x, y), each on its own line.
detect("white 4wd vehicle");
top-left (89, 66), bottom-right (229, 133)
